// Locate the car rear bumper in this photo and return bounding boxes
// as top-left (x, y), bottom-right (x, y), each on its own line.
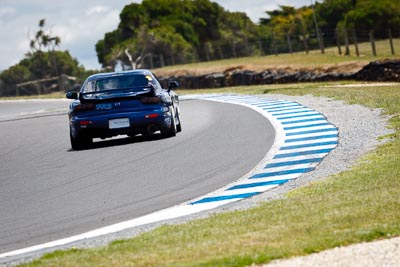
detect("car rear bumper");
top-left (69, 109), bottom-right (173, 139)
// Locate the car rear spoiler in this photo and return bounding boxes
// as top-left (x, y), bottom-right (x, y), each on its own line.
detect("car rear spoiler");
top-left (79, 86), bottom-right (154, 102)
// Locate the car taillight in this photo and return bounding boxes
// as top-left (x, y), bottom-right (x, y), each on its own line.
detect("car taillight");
top-left (73, 103), bottom-right (95, 112)
top-left (80, 120), bottom-right (92, 125)
top-left (145, 114), bottom-right (159, 119)
top-left (140, 96), bottom-right (161, 104)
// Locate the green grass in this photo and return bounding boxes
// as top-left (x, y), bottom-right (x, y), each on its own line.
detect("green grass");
top-left (19, 82), bottom-right (400, 267)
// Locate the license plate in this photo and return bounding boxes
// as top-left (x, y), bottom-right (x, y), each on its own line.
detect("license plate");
top-left (109, 118), bottom-right (130, 129)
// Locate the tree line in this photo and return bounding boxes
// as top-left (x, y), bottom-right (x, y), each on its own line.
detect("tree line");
top-left (96, 0), bottom-right (400, 70)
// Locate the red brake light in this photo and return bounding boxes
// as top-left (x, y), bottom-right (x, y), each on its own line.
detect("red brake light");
top-left (80, 120), bottom-right (92, 125)
top-left (145, 114), bottom-right (159, 119)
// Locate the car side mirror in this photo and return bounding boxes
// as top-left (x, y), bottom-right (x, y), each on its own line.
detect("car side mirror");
top-left (167, 81), bottom-right (179, 91)
top-left (66, 91), bottom-right (78, 100)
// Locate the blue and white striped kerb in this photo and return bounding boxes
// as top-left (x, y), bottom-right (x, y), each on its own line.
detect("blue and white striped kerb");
top-left (185, 94), bottom-right (338, 206)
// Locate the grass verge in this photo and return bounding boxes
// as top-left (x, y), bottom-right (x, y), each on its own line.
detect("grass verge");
top-left (19, 82), bottom-right (400, 267)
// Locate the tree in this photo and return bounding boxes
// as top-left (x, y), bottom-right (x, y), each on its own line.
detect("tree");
top-left (316, 0), bottom-right (355, 35)
top-left (96, 30), bottom-right (121, 67)
top-left (28, 19), bottom-right (61, 54)
top-left (0, 65), bottom-right (30, 96)
top-left (259, 5), bottom-right (314, 54)
top-left (118, 3), bottom-right (146, 39)
top-left (95, 0), bottom-right (258, 69)
top-left (342, 0), bottom-right (400, 37)
top-left (26, 19), bottom-right (63, 79)
top-left (218, 11), bottom-right (258, 58)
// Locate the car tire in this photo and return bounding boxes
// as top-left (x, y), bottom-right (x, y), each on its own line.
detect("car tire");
top-left (161, 112), bottom-right (177, 138)
top-left (70, 130), bottom-right (92, 150)
top-left (176, 110), bottom-right (182, 133)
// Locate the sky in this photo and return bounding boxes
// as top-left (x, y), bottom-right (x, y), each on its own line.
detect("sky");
top-left (0, 0), bottom-right (313, 71)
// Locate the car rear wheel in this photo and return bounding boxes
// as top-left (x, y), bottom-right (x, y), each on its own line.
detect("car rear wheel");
top-left (161, 112), bottom-right (177, 138)
top-left (176, 111), bottom-right (182, 133)
top-left (70, 129), bottom-right (93, 150)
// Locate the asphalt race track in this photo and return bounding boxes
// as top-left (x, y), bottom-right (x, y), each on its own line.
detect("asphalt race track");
top-left (0, 99), bottom-right (274, 254)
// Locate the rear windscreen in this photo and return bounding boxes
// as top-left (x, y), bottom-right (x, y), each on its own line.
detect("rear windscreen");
top-left (82, 74), bottom-right (151, 93)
